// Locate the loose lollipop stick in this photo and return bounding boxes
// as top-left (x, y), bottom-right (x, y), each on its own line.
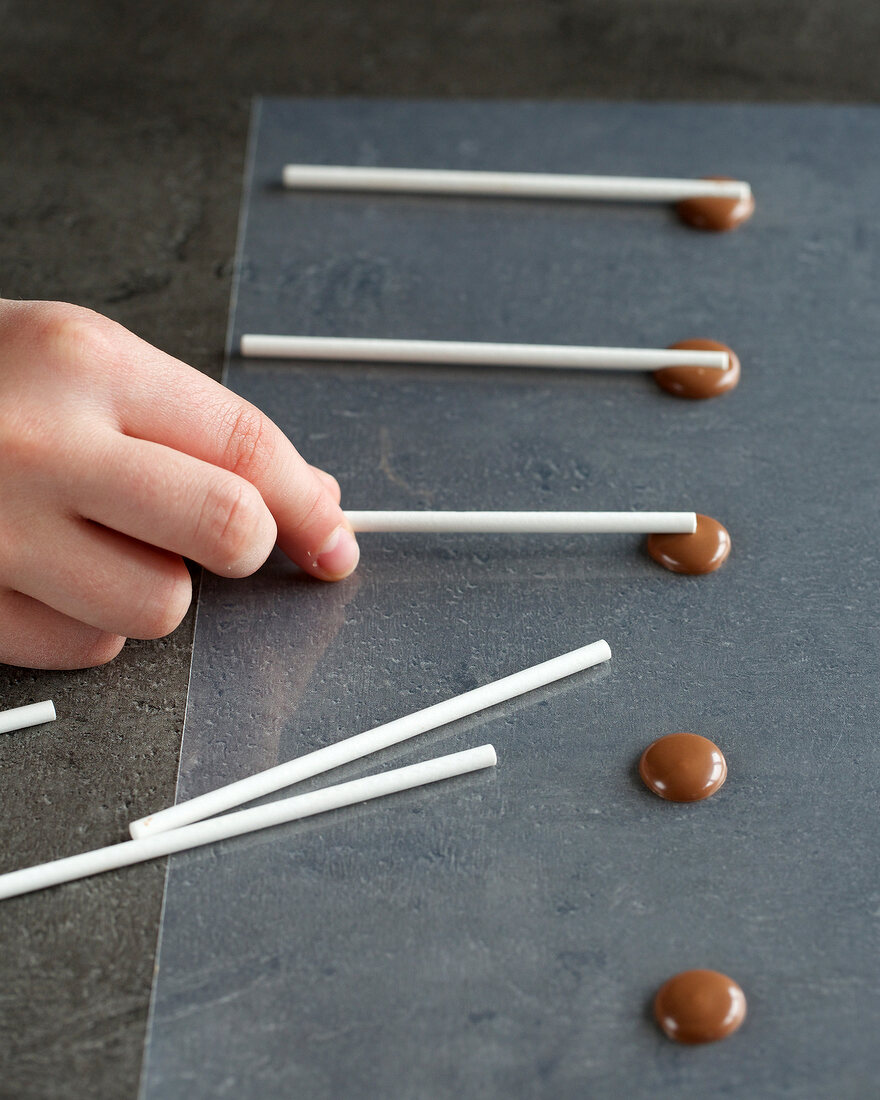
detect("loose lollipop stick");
top-left (281, 165), bottom-right (752, 204)
top-left (0, 700), bottom-right (56, 735)
top-left (240, 335), bottom-right (728, 372)
top-left (344, 511), bottom-right (697, 535)
top-left (130, 640), bottom-right (611, 839)
top-left (0, 746), bottom-right (497, 902)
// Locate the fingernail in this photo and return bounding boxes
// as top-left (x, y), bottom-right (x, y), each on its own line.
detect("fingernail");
top-left (314, 525), bottom-right (360, 579)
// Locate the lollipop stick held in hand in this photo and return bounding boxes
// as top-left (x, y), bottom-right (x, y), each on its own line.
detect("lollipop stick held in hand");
top-left (344, 511), bottom-right (697, 535)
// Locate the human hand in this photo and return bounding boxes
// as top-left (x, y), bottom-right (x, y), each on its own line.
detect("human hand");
top-left (0, 300), bottom-right (359, 670)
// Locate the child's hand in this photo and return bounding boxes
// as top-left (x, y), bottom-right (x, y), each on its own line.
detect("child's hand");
top-left (0, 300), bottom-right (359, 670)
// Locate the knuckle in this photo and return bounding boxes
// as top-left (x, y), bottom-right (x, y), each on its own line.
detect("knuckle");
top-left (218, 402), bottom-right (277, 481)
top-left (34, 304), bottom-right (110, 367)
top-left (0, 303), bottom-right (115, 474)
top-left (0, 409), bottom-right (46, 474)
top-left (197, 479), bottom-right (264, 570)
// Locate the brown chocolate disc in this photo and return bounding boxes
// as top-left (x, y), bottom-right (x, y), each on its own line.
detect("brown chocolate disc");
top-left (654, 339), bottom-right (740, 400)
top-left (654, 969), bottom-right (747, 1044)
top-left (639, 732), bottom-right (727, 802)
top-left (676, 176), bottom-right (755, 232)
top-left (646, 514), bottom-right (731, 575)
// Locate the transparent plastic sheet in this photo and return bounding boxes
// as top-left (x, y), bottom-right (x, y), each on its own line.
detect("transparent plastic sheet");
top-left (140, 101), bottom-right (880, 1098)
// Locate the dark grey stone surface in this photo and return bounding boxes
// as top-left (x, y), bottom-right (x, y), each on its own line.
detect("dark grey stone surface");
top-left (140, 100), bottom-right (879, 1098)
top-left (2, 4), bottom-right (880, 1098)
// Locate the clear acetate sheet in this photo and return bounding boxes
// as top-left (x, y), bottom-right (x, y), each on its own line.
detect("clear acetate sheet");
top-left (140, 100), bottom-right (880, 1099)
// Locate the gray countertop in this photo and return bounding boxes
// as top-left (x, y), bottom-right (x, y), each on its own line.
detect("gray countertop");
top-left (142, 97), bottom-right (880, 1099)
top-left (2, 5), bottom-right (879, 1098)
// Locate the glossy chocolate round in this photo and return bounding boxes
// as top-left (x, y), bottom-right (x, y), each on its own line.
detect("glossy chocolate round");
top-left (639, 732), bottom-right (727, 802)
top-left (654, 339), bottom-right (740, 400)
top-left (654, 969), bottom-right (747, 1044)
top-left (676, 176), bottom-right (755, 232)
top-left (646, 514), bottom-right (731, 575)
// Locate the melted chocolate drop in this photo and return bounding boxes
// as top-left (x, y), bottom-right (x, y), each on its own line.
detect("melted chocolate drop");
top-left (639, 732), bottom-right (727, 802)
top-left (654, 969), bottom-right (747, 1044)
top-left (646, 514), bottom-right (731, 575)
top-left (676, 176), bottom-right (755, 232)
top-left (654, 339), bottom-right (740, 400)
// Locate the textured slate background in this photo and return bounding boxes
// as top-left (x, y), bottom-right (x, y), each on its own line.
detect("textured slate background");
top-left (139, 100), bottom-right (879, 1098)
top-left (3, 5), bottom-right (880, 1097)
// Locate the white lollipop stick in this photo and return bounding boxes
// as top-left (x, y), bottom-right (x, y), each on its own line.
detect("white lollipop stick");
top-left (0, 745), bottom-right (497, 902)
top-left (281, 165), bottom-right (752, 203)
top-left (240, 335), bottom-right (729, 371)
top-left (130, 640), bottom-right (610, 839)
top-left (344, 511), bottom-right (696, 535)
top-left (0, 700), bottom-right (56, 735)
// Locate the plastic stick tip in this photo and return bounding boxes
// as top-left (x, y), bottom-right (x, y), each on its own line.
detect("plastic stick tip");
top-left (129, 818), bottom-right (151, 840)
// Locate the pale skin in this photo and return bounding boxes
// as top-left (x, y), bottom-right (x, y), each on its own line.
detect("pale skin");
top-left (0, 299), bottom-right (360, 670)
